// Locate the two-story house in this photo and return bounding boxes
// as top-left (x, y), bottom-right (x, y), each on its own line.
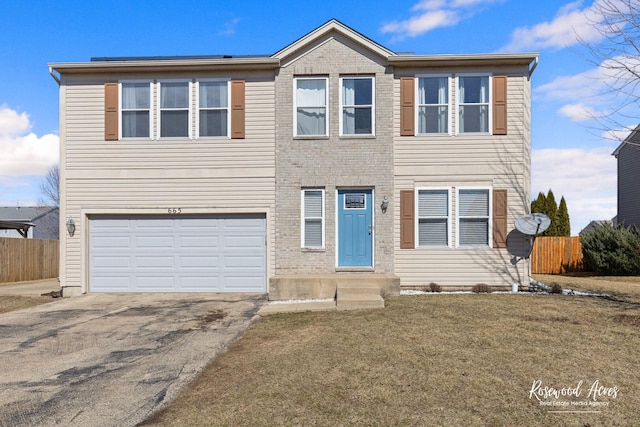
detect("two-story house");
top-left (613, 125), bottom-right (640, 228)
top-left (49, 20), bottom-right (537, 297)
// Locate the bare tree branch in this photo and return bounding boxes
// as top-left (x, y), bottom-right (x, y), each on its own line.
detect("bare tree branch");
top-left (39, 164), bottom-right (60, 207)
top-left (580, 0), bottom-right (640, 141)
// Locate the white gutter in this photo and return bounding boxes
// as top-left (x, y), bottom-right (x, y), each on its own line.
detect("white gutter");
top-left (528, 56), bottom-right (539, 80)
top-left (49, 66), bottom-right (61, 85)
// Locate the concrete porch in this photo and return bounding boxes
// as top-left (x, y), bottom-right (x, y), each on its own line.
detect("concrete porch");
top-left (259, 274), bottom-right (400, 315)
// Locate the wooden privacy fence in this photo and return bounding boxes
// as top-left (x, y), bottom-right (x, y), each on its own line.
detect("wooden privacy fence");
top-left (530, 236), bottom-right (587, 274)
top-left (0, 238), bottom-right (59, 283)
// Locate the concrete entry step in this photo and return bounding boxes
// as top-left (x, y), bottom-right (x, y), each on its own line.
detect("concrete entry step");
top-left (336, 283), bottom-right (385, 311)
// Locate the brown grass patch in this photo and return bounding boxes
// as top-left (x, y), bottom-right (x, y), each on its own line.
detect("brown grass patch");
top-left (143, 282), bottom-right (640, 426)
top-left (0, 296), bottom-right (53, 314)
top-left (612, 314), bottom-right (640, 327)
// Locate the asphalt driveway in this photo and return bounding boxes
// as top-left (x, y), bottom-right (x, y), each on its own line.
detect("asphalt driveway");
top-left (0, 292), bottom-right (265, 427)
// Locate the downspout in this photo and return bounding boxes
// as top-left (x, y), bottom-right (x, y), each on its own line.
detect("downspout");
top-left (528, 56), bottom-right (539, 80)
top-left (49, 66), bottom-right (61, 85)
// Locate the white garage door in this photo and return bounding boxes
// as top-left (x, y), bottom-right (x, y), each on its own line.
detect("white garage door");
top-left (89, 215), bottom-right (266, 292)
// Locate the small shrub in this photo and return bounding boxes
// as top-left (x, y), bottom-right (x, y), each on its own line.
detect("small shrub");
top-left (550, 283), bottom-right (563, 294)
top-left (429, 282), bottom-right (442, 293)
top-left (580, 223), bottom-right (640, 275)
top-left (472, 283), bottom-right (492, 293)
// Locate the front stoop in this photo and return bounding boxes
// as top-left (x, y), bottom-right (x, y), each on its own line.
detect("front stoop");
top-left (258, 300), bottom-right (337, 315)
top-left (336, 283), bottom-right (384, 310)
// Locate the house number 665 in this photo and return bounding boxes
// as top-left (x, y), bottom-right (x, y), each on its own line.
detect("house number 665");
top-left (168, 208), bottom-right (182, 214)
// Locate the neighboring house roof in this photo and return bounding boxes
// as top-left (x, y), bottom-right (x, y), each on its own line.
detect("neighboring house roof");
top-left (0, 207), bottom-right (59, 239)
top-left (612, 124), bottom-right (640, 157)
top-left (0, 206), bottom-right (48, 222)
top-left (579, 220), bottom-right (613, 235)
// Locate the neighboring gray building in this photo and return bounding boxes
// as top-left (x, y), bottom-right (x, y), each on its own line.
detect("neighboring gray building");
top-left (49, 20), bottom-right (538, 297)
top-left (0, 206), bottom-right (59, 239)
top-left (613, 125), bottom-right (640, 228)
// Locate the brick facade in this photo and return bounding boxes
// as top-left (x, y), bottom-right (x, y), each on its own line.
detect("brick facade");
top-left (274, 35), bottom-right (395, 275)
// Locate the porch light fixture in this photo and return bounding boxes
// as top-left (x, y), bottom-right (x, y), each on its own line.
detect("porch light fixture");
top-left (380, 196), bottom-right (389, 213)
top-left (66, 218), bottom-right (76, 237)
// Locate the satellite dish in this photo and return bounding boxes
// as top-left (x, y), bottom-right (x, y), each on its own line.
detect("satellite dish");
top-left (515, 213), bottom-right (551, 236)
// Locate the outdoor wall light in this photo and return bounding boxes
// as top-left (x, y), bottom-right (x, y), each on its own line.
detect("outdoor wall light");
top-left (66, 218), bottom-right (76, 237)
top-left (380, 196), bottom-right (389, 213)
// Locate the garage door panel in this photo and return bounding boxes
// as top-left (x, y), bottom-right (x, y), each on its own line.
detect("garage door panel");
top-left (224, 276), bottom-right (265, 291)
top-left (180, 277), bottom-right (221, 290)
top-left (224, 255), bottom-right (265, 268)
top-left (180, 256), bottom-right (219, 268)
top-left (136, 276), bottom-right (175, 289)
top-left (92, 255), bottom-right (131, 268)
top-left (90, 216), bottom-right (266, 293)
top-left (179, 236), bottom-right (220, 248)
top-left (92, 276), bottom-right (132, 291)
top-left (92, 236), bottom-right (131, 249)
top-left (136, 256), bottom-right (176, 269)
top-left (135, 236), bottom-right (175, 249)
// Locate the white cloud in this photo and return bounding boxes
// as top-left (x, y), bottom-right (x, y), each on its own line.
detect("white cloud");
top-left (219, 18), bottom-right (240, 36)
top-left (558, 103), bottom-right (602, 121)
top-left (381, 0), bottom-right (504, 40)
top-left (501, 0), bottom-right (604, 51)
top-left (531, 146), bottom-right (617, 234)
top-left (536, 55), bottom-right (640, 128)
top-left (0, 105), bottom-right (59, 177)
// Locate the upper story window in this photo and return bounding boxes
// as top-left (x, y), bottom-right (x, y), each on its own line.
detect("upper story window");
top-left (340, 76), bottom-right (374, 135)
top-left (295, 77), bottom-right (328, 137)
top-left (457, 75), bottom-right (490, 133)
top-left (198, 80), bottom-right (229, 137)
top-left (159, 81), bottom-right (190, 138)
top-left (457, 188), bottom-right (491, 247)
top-left (417, 188), bottom-right (450, 247)
top-left (417, 76), bottom-right (450, 134)
top-left (121, 82), bottom-right (151, 138)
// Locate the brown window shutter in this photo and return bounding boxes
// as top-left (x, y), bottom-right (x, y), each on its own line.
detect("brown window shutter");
top-left (104, 83), bottom-right (119, 141)
top-left (400, 190), bottom-right (415, 249)
top-left (493, 189), bottom-right (508, 248)
top-left (231, 80), bottom-right (245, 139)
top-left (492, 76), bottom-right (507, 135)
top-left (400, 77), bottom-right (415, 136)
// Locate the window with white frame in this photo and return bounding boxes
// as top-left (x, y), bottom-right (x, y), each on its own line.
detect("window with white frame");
top-left (341, 76), bottom-right (374, 135)
top-left (159, 81), bottom-right (190, 138)
top-left (198, 80), bottom-right (229, 137)
top-left (457, 188), bottom-right (491, 246)
top-left (302, 189), bottom-right (325, 248)
top-left (417, 189), bottom-right (450, 246)
top-left (458, 75), bottom-right (490, 133)
top-left (418, 76), bottom-right (449, 134)
top-left (121, 82), bottom-right (151, 138)
top-left (295, 77), bottom-right (327, 136)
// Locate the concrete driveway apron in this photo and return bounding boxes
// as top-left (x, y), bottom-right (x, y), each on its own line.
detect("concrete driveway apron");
top-left (0, 293), bottom-right (265, 427)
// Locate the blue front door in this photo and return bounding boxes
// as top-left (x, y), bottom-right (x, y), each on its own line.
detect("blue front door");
top-left (338, 190), bottom-right (373, 267)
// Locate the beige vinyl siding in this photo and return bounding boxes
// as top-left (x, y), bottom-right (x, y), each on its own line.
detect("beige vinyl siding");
top-left (63, 77), bottom-right (274, 170)
top-left (394, 69), bottom-right (531, 288)
top-left (60, 72), bottom-right (276, 292)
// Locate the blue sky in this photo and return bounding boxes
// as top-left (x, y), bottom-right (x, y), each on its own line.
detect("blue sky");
top-left (0, 0), bottom-right (633, 234)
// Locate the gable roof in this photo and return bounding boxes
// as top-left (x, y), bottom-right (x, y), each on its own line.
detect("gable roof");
top-left (0, 207), bottom-right (43, 221)
top-left (272, 19), bottom-right (395, 61)
top-left (612, 124), bottom-right (640, 157)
